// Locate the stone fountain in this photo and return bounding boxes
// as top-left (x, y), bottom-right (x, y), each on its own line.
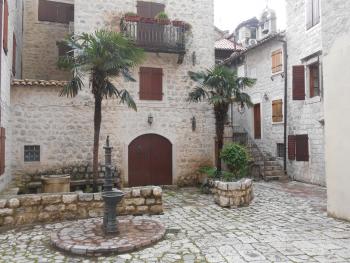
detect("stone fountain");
top-left (50, 137), bottom-right (166, 256)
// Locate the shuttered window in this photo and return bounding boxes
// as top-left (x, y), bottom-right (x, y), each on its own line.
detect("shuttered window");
top-left (272, 99), bottom-right (283, 123)
top-left (139, 67), bottom-right (163, 100)
top-left (309, 63), bottom-right (320, 98)
top-left (3, 0), bottom-right (8, 54)
top-left (306, 0), bottom-right (320, 29)
top-left (271, 49), bottom-right (283, 74)
top-left (137, 1), bottom-right (165, 18)
top-left (38, 0), bottom-right (74, 24)
top-left (254, 104), bottom-right (261, 139)
top-left (0, 128), bottom-right (5, 176)
top-left (12, 34), bottom-right (16, 76)
top-left (293, 65), bottom-right (305, 100)
top-left (288, 134), bottom-right (309, 162)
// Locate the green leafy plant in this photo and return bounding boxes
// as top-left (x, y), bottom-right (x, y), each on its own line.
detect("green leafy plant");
top-left (155, 12), bottom-right (169, 20)
top-left (220, 143), bottom-right (250, 179)
top-left (58, 30), bottom-right (144, 192)
top-left (198, 166), bottom-right (236, 182)
top-left (188, 66), bottom-right (256, 172)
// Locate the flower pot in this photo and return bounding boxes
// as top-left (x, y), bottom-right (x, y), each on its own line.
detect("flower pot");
top-left (157, 19), bottom-right (170, 25)
top-left (172, 20), bottom-right (184, 27)
top-left (41, 174), bottom-right (70, 193)
top-left (141, 17), bottom-right (156, 24)
top-left (124, 15), bottom-right (140, 22)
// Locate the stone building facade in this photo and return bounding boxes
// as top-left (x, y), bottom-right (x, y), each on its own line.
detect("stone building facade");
top-left (322, 0), bottom-right (350, 220)
top-left (22, 0), bottom-right (73, 80)
top-left (286, 0), bottom-right (325, 186)
top-left (0, 0), bottom-right (23, 192)
top-left (8, 0), bottom-right (216, 190)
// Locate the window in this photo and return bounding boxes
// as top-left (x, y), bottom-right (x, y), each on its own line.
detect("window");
top-left (0, 128), bottom-right (5, 175)
top-left (38, 0), bottom-right (74, 24)
top-left (288, 135), bottom-right (309, 162)
top-left (309, 63), bottom-right (320, 97)
top-left (254, 104), bottom-right (261, 139)
top-left (139, 67), bottom-right (163, 100)
top-left (3, 0), bottom-right (8, 54)
top-left (277, 143), bottom-right (285, 158)
top-left (306, 0), bottom-right (320, 29)
top-left (271, 49), bottom-right (283, 74)
top-left (24, 146), bottom-right (41, 162)
top-left (292, 65), bottom-right (306, 100)
top-left (272, 99), bottom-right (283, 123)
top-left (12, 34), bottom-right (17, 76)
top-left (137, 1), bottom-right (165, 18)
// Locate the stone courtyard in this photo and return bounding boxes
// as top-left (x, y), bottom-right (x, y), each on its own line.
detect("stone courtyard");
top-left (0, 181), bottom-right (350, 263)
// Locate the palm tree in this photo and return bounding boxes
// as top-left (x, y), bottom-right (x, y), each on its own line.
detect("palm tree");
top-left (188, 65), bottom-right (256, 172)
top-left (58, 30), bottom-right (144, 192)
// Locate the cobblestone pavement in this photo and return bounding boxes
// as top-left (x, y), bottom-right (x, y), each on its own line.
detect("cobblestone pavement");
top-left (1, 181), bottom-right (350, 263)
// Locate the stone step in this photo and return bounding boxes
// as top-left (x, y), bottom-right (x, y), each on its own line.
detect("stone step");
top-left (264, 161), bottom-right (280, 166)
top-left (264, 170), bottom-right (285, 177)
top-left (264, 165), bottom-right (283, 171)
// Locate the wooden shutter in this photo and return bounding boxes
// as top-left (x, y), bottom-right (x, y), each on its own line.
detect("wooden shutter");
top-left (254, 104), bottom-right (261, 139)
top-left (0, 128), bottom-right (5, 176)
top-left (139, 67), bottom-right (163, 100)
top-left (288, 135), bottom-right (296, 160)
top-left (38, 0), bottom-right (58, 22)
top-left (293, 65), bottom-right (305, 100)
top-left (3, 0), bottom-right (8, 53)
top-left (12, 34), bottom-right (16, 76)
top-left (272, 99), bottom-right (283, 122)
top-left (296, 135), bottom-right (309, 162)
top-left (137, 1), bottom-right (164, 18)
top-left (272, 49), bottom-right (282, 73)
top-left (57, 2), bottom-right (74, 23)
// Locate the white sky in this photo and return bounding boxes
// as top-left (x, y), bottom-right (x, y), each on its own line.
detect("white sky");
top-left (214, 0), bottom-right (287, 33)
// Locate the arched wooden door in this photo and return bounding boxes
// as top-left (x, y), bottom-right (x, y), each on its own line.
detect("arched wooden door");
top-left (128, 134), bottom-right (172, 187)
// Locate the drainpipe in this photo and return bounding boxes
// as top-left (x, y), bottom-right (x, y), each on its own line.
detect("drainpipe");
top-left (0, 0), bottom-right (3, 126)
top-left (277, 38), bottom-right (288, 174)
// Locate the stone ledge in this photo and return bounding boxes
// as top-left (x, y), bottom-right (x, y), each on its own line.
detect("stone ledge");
top-left (0, 186), bottom-right (163, 229)
top-left (213, 179), bottom-right (254, 208)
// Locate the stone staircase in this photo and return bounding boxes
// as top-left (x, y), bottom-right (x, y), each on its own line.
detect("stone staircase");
top-left (230, 126), bottom-right (289, 182)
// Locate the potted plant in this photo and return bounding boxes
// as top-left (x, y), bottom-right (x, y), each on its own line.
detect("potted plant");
top-left (155, 12), bottom-right (170, 25)
top-left (220, 143), bottom-right (250, 180)
top-left (141, 17), bottom-right (157, 24)
top-left (172, 20), bottom-right (184, 27)
top-left (124, 12), bottom-right (140, 22)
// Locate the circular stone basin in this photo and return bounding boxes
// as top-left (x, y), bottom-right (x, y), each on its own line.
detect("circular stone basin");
top-left (50, 217), bottom-right (166, 256)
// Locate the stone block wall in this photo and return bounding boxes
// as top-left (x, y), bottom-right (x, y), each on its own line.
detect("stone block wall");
top-left (286, 0), bottom-right (325, 186)
top-left (0, 0), bottom-right (23, 192)
top-left (0, 186), bottom-right (163, 229)
top-left (22, 0), bottom-right (73, 80)
top-left (212, 179), bottom-right (254, 208)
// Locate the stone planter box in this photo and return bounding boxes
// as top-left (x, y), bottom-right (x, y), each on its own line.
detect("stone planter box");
top-left (41, 175), bottom-right (70, 193)
top-left (212, 179), bottom-right (254, 208)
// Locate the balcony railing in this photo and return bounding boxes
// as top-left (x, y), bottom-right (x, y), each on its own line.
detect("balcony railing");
top-left (121, 20), bottom-right (186, 54)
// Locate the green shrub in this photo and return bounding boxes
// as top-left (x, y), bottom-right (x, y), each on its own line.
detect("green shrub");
top-left (220, 143), bottom-right (250, 179)
top-left (155, 12), bottom-right (169, 20)
top-left (198, 166), bottom-right (235, 181)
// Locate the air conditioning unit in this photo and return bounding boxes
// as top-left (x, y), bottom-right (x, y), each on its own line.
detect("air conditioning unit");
top-left (68, 22), bottom-right (74, 35)
top-left (249, 39), bottom-right (258, 46)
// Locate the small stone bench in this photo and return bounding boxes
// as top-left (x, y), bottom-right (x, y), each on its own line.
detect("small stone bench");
top-left (212, 179), bottom-right (254, 208)
top-left (0, 186), bottom-right (163, 229)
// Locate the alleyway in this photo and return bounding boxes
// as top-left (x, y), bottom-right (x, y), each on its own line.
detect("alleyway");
top-left (1, 182), bottom-right (350, 262)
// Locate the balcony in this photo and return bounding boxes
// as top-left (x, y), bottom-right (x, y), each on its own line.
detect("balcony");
top-left (121, 19), bottom-right (187, 63)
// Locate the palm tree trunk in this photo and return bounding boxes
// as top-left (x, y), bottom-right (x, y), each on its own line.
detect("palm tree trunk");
top-left (93, 96), bottom-right (102, 192)
top-left (214, 104), bottom-right (229, 172)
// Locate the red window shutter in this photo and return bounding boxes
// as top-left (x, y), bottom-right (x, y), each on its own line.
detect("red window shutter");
top-left (139, 67), bottom-right (163, 100)
top-left (254, 104), bottom-right (261, 139)
top-left (288, 135), bottom-right (296, 160)
top-left (296, 135), bottom-right (309, 162)
top-left (57, 2), bottom-right (74, 24)
top-left (3, 0), bottom-right (8, 53)
top-left (293, 65), bottom-right (305, 100)
top-left (137, 1), bottom-right (164, 18)
top-left (38, 0), bottom-right (58, 22)
top-left (12, 34), bottom-right (16, 76)
top-left (0, 128), bottom-right (5, 176)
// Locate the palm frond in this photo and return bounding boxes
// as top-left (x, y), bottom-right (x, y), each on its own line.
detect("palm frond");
top-left (118, 89), bottom-right (137, 111)
top-left (60, 73), bottom-right (83, 97)
top-left (187, 87), bottom-right (208, 103)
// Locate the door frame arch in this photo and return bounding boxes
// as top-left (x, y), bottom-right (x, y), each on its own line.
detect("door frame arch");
top-left (124, 132), bottom-right (176, 186)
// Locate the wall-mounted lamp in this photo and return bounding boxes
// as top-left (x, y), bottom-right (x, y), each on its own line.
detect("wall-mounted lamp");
top-left (191, 116), bottom-right (196, 131)
top-left (263, 93), bottom-right (269, 101)
top-left (148, 114), bottom-right (153, 126)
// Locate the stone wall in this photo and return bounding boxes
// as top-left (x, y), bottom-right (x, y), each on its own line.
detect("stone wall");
top-left (322, 0), bottom-right (350, 221)
top-left (212, 179), bottom-right (253, 208)
top-left (0, 186), bottom-right (163, 229)
top-left (10, 0), bottom-right (216, 187)
top-left (285, 0), bottom-right (325, 186)
top-left (232, 39), bottom-right (285, 167)
top-left (0, 0), bottom-right (23, 192)
top-left (22, 0), bottom-right (72, 80)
